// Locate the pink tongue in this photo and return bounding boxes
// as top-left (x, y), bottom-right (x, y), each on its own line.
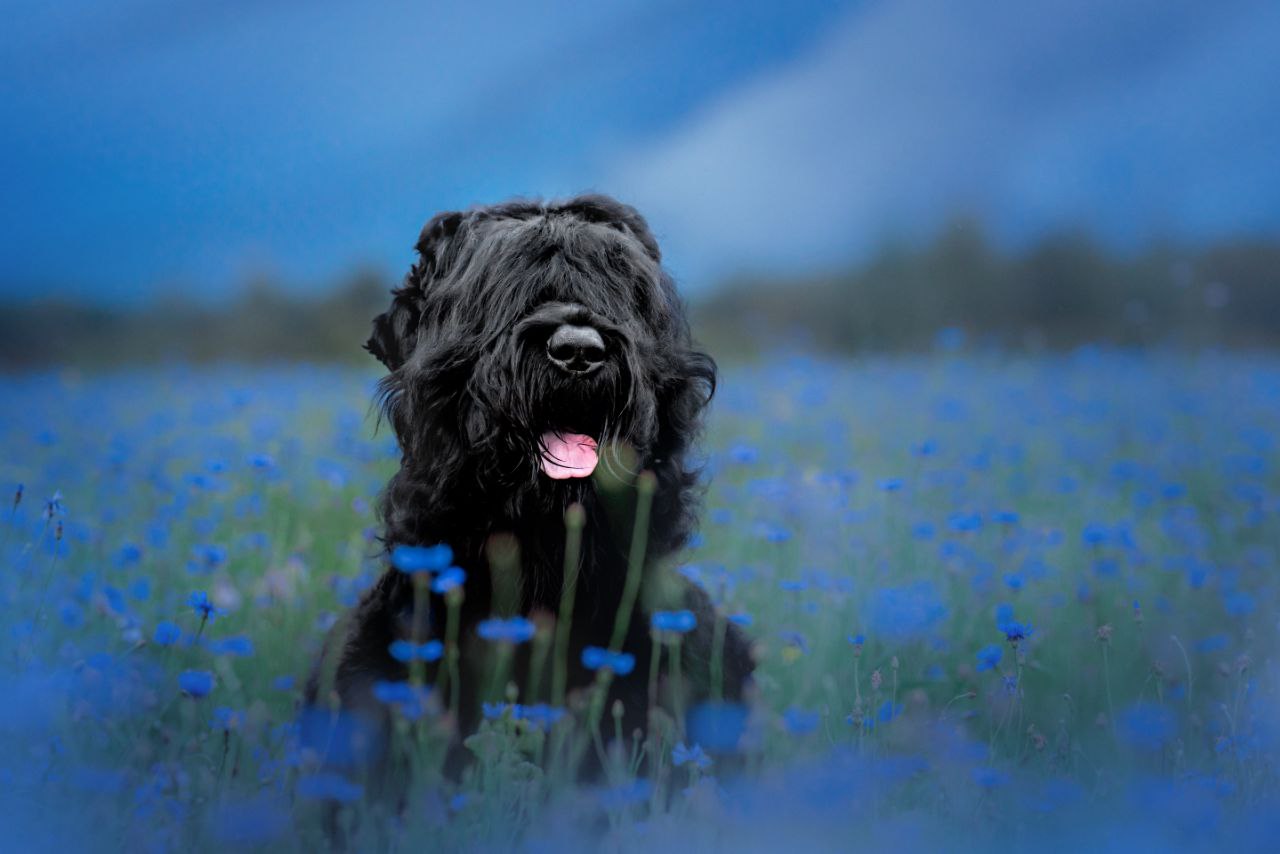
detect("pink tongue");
top-left (539, 432), bottom-right (599, 479)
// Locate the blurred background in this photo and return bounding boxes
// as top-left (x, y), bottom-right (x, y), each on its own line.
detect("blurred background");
top-left (2, 0), bottom-right (1278, 365)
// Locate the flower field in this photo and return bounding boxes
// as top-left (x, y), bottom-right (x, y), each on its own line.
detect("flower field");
top-left (2, 352), bottom-right (1278, 851)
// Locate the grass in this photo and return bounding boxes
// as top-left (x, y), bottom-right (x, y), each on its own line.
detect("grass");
top-left (1, 352), bottom-right (1277, 851)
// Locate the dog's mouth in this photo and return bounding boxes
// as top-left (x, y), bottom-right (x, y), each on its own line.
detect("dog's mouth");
top-left (539, 431), bottom-right (599, 479)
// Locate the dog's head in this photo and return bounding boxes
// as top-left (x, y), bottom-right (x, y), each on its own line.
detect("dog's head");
top-left (368, 195), bottom-right (714, 507)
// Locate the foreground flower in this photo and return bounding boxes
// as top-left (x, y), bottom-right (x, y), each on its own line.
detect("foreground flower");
top-left (482, 702), bottom-right (567, 730)
top-left (372, 680), bottom-right (433, 719)
top-left (207, 635), bottom-right (255, 657)
top-left (188, 590), bottom-right (223, 622)
top-left (477, 617), bottom-right (536, 644)
top-left (179, 670), bottom-right (215, 698)
top-left (390, 544), bottom-right (453, 574)
top-left (995, 603), bottom-right (1033, 644)
top-left (431, 566), bottom-right (466, 593)
top-left (672, 742), bottom-right (713, 770)
top-left (153, 621), bottom-right (181, 646)
top-left (651, 610), bottom-right (697, 634)
top-left (213, 707), bottom-right (244, 730)
top-left (976, 644), bottom-right (1003, 672)
top-left (581, 646), bottom-right (636, 676)
top-left (389, 639), bottom-right (444, 662)
top-left (296, 772), bottom-right (363, 803)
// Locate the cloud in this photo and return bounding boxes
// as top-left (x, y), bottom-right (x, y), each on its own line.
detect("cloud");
top-left (609, 0), bottom-right (1280, 289)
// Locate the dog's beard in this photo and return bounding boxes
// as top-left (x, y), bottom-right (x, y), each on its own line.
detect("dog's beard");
top-left (514, 349), bottom-right (651, 488)
top-left (450, 316), bottom-right (660, 502)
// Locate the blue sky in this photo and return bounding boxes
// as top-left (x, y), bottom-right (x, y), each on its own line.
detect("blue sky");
top-left (2, 0), bottom-right (1277, 304)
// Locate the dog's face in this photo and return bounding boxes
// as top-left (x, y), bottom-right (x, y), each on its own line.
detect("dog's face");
top-left (367, 196), bottom-right (714, 503)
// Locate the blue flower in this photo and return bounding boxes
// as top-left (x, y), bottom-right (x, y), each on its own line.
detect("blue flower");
top-left (207, 635), bottom-right (255, 657)
top-left (870, 582), bottom-right (946, 641)
top-left (209, 795), bottom-right (290, 845)
top-left (728, 612), bottom-right (753, 627)
top-left (672, 742), bottom-right (713, 770)
top-left (687, 702), bottom-right (749, 752)
top-left (976, 644), bottom-right (1003, 672)
top-left (389, 639), bottom-right (444, 662)
top-left (1002, 621), bottom-right (1033, 644)
top-left (188, 590), bottom-right (222, 622)
top-left (482, 703), bottom-right (567, 730)
top-left (597, 780), bottom-right (651, 810)
top-left (390, 543), bottom-right (453, 574)
top-left (212, 707), bottom-right (243, 730)
top-left (1081, 522), bottom-right (1110, 546)
top-left (371, 680), bottom-right (432, 719)
top-left (581, 646), bottom-right (636, 676)
top-left (947, 511), bottom-right (983, 533)
top-left (272, 675), bottom-right (295, 691)
top-left (912, 438), bottom-right (938, 457)
top-left (651, 610), bottom-right (697, 634)
top-left (995, 603), bottom-right (1033, 643)
top-left (753, 522), bottom-right (792, 543)
top-left (971, 766), bottom-right (1009, 789)
top-left (248, 453), bottom-right (277, 471)
top-left (782, 707), bottom-right (820, 735)
top-left (179, 670), bottom-right (215, 698)
top-left (476, 617), bottom-right (536, 644)
top-left (515, 703), bottom-right (566, 730)
top-left (296, 773), bottom-right (362, 803)
top-left (153, 621), bottom-right (181, 646)
top-left (1119, 702), bottom-right (1177, 751)
top-left (847, 633), bottom-right (866, 646)
top-left (129, 577), bottom-right (151, 601)
top-left (191, 543), bottom-right (227, 570)
top-left (372, 680), bottom-right (418, 704)
top-left (431, 566), bottom-right (466, 594)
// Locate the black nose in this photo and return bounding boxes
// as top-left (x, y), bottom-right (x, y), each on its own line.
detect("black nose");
top-left (547, 324), bottom-right (606, 374)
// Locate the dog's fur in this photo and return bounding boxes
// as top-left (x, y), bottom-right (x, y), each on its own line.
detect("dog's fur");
top-left (306, 194), bottom-right (753, 779)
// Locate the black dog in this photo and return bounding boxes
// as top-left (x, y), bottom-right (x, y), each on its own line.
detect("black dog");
top-left (307, 195), bottom-right (753, 783)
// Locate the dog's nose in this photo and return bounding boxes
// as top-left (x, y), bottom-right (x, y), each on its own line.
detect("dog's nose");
top-left (547, 324), bottom-right (606, 374)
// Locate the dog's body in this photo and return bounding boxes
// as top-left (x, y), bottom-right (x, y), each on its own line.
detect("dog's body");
top-left (307, 195), bottom-right (753, 779)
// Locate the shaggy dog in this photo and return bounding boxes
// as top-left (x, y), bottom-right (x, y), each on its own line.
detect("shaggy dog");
top-left (306, 194), bottom-right (753, 783)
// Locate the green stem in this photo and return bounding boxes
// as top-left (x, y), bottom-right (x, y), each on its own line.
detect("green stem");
top-left (710, 614), bottom-right (727, 702)
top-left (608, 471), bottom-right (656, 652)
top-left (445, 591), bottom-right (462, 719)
top-left (671, 638), bottom-right (685, 736)
top-left (1101, 643), bottom-right (1117, 744)
top-left (648, 633), bottom-right (661, 718)
top-left (1170, 634), bottom-right (1193, 705)
top-left (410, 573), bottom-right (429, 686)
top-left (551, 504), bottom-right (585, 708)
top-left (487, 643), bottom-right (512, 704)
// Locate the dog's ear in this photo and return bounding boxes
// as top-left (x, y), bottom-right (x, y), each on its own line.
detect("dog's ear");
top-left (365, 210), bottom-right (468, 371)
top-left (412, 209), bottom-right (467, 283)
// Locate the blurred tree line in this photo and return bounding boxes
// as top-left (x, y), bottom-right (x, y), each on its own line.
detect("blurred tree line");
top-left (695, 219), bottom-right (1280, 357)
top-left (1, 222), bottom-right (1277, 367)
